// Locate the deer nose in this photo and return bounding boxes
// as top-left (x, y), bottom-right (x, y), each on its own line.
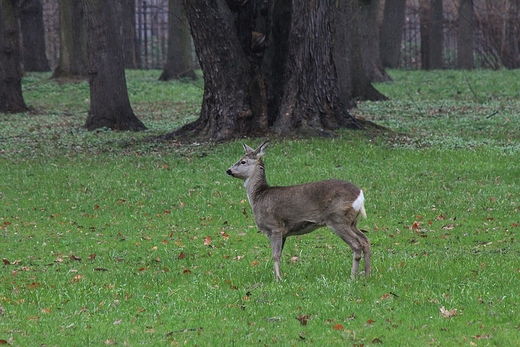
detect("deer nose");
top-left (226, 169), bottom-right (233, 176)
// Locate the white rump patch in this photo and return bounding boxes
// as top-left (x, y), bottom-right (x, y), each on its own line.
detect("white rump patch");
top-left (352, 190), bottom-right (364, 213)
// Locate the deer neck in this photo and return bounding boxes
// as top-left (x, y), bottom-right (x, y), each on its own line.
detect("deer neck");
top-left (244, 163), bottom-right (269, 205)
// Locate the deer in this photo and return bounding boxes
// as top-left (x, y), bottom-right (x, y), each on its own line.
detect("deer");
top-left (226, 141), bottom-right (370, 281)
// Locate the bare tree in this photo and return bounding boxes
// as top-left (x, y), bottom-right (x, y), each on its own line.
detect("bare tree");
top-left (0, 0), bottom-right (28, 113)
top-left (19, 0), bottom-right (50, 72)
top-left (457, 0), bottom-right (474, 69)
top-left (159, 0), bottom-right (196, 81)
top-left (82, 0), bottom-right (146, 131)
top-left (380, 0), bottom-right (407, 68)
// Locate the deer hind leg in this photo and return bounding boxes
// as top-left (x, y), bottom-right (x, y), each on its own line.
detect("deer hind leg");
top-left (351, 223), bottom-right (371, 277)
top-left (327, 222), bottom-right (368, 278)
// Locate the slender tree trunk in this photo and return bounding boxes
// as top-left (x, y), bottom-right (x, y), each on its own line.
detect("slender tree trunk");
top-left (159, 0), bottom-right (196, 81)
top-left (52, 0), bottom-right (88, 78)
top-left (457, 0), bottom-right (474, 70)
top-left (0, 0), bottom-right (28, 113)
top-left (19, 0), bottom-right (50, 72)
top-left (82, 0), bottom-right (146, 131)
top-left (503, 0), bottom-right (520, 68)
top-left (119, 0), bottom-right (140, 69)
top-left (429, 0), bottom-right (443, 69)
top-left (380, 0), bottom-right (406, 68)
top-left (419, 0), bottom-right (431, 69)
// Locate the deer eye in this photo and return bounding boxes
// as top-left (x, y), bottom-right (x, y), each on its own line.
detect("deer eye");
top-left (240, 160), bottom-right (247, 165)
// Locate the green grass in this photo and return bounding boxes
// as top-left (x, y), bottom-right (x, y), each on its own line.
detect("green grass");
top-left (1, 70), bottom-right (519, 346)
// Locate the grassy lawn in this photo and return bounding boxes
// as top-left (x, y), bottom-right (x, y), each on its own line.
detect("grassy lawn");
top-left (1, 69), bottom-right (519, 346)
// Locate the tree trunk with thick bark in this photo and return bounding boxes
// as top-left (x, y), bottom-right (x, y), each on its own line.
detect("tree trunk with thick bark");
top-left (19, 0), bottom-right (50, 72)
top-left (172, 0), bottom-right (377, 141)
top-left (159, 0), bottom-right (196, 81)
top-left (52, 0), bottom-right (88, 78)
top-left (0, 0), bottom-right (28, 113)
top-left (380, 0), bottom-right (406, 68)
top-left (82, 0), bottom-right (146, 131)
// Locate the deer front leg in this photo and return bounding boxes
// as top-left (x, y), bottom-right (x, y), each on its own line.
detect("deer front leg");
top-left (269, 233), bottom-right (284, 281)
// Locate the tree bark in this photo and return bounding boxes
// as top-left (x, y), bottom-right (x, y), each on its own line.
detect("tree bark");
top-left (380, 0), bottom-right (406, 68)
top-left (19, 0), bottom-right (50, 72)
top-left (0, 0), bottom-right (28, 113)
top-left (172, 0), bottom-right (373, 141)
top-left (119, 0), bottom-right (140, 69)
top-left (457, 0), bottom-right (474, 70)
top-left (52, 0), bottom-right (88, 78)
top-left (336, 0), bottom-right (388, 103)
top-left (82, 0), bottom-right (146, 131)
top-left (429, 0), bottom-right (443, 69)
top-left (159, 0), bottom-right (196, 81)
top-left (356, 0), bottom-right (391, 82)
top-left (419, 0), bottom-right (431, 69)
top-left (503, 0), bottom-right (520, 69)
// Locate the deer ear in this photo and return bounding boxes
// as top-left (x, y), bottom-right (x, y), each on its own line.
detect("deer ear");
top-left (256, 141), bottom-right (269, 158)
top-left (243, 143), bottom-right (255, 154)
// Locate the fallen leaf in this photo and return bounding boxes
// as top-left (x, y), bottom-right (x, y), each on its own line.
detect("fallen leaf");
top-left (440, 306), bottom-right (457, 318)
top-left (442, 224), bottom-right (454, 230)
top-left (178, 252), bottom-right (187, 260)
top-left (113, 319), bottom-right (122, 325)
top-left (2, 259), bottom-right (10, 265)
top-left (333, 323), bottom-right (344, 331)
top-left (372, 338), bottom-right (383, 344)
top-left (70, 253), bottom-right (82, 261)
top-left (87, 254), bottom-right (97, 261)
top-left (251, 260), bottom-right (259, 267)
top-left (297, 314), bottom-right (311, 326)
top-left (203, 236), bottom-right (212, 246)
top-left (366, 319), bottom-right (375, 325)
top-left (41, 308), bottom-right (51, 314)
top-left (290, 256), bottom-right (299, 262)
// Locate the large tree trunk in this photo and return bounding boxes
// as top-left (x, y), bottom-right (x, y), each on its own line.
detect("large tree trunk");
top-left (52, 0), bottom-right (88, 78)
top-left (380, 0), bottom-right (406, 68)
top-left (457, 0), bottom-right (474, 70)
top-left (0, 0), bottom-right (28, 113)
top-left (173, 0), bottom-right (373, 141)
top-left (159, 0), bottom-right (196, 81)
top-left (177, 0), bottom-right (253, 141)
top-left (19, 0), bottom-right (50, 72)
top-left (82, 0), bottom-right (146, 131)
top-left (272, 0), bottom-right (358, 135)
top-left (119, 0), bottom-right (140, 69)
